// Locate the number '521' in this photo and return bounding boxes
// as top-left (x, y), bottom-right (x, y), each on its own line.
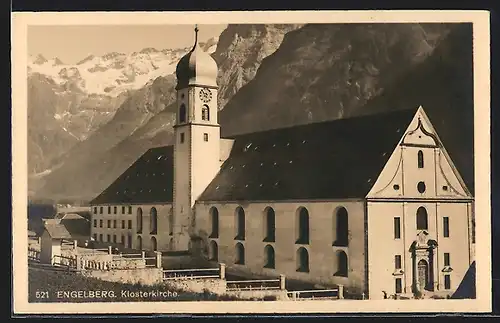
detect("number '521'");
top-left (35, 291), bottom-right (49, 299)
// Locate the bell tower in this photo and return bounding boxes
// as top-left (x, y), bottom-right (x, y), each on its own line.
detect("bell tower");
top-left (172, 25), bottom-right (220, 251)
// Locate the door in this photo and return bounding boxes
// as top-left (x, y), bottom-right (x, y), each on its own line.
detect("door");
top-left (417, 259), bottom-right (429, 290)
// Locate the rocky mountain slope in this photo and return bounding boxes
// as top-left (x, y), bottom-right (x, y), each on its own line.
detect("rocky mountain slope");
top-left (31, 24), bottom-right (301, 201)
top-left (219, 23), bottom-right (451, 136)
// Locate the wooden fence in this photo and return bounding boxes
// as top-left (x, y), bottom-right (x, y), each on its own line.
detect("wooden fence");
top-left (286, 285), bottom-right (344, 300)
top-left (162, 267), bottom-right (221, 280)
top-left (28, 248), bottom-right (40, 262)
top-left (226, 278), bottom-right (284, 291)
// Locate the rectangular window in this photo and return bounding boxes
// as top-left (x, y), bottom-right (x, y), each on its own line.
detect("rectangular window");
top-left (444, 275), bottom-right (451, 289)
top-left (180, 132), bottom-right (185, 143)
top-left (204, 133), bottom-right (209, 142)
top-left (395, 255), bottom-right (402, 269)
top-left (108, 206), bottom-right (111, 214)
top-left (107, 220), bottom-right (111, 228)
top-left (122, 206), bottom-right (126, 214)
top-left (128, 206), bottom-right (132, 214)
top-left (93, 207), bottom-right (97, 214)
top-left (107, 234), bottom-right (110, 242)
top-left (113, 220), bottom-right (117, 228)
top-left (128, 220), bottom-right (132, 229)
top-left (122, 220), bottom-right (125, 229)
top-left (99, 207), bottom-right (103, 214)
top-left (113, 235), bottom-right (117, 243)
top-left (99, 234), bottom-right (103, 242)
top-left (444, 253), bottom-right (450, 266)
top-left (395, 278), bottom-right (402, 294)
top-left (93, 219), bottom-right (97, 227)
top-left (394, 217), bottom-right (401, 239)
top-left (99, 219), bottom-right (103, 228)
top-left (114, 206), bottom-right (117, 214)
top-left (443, 217), bottom-right (450, 237)
top-left (93, 233), bottom-right (97, 241)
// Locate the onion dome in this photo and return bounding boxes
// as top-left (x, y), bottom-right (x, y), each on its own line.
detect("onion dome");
top-left (175, 25), bottom-right (218, 89)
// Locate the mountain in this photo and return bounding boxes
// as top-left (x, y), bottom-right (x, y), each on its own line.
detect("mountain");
top-left (32, 24), bottom-right (301, 202)
top-left (219, 23), bottom-right (452, 136)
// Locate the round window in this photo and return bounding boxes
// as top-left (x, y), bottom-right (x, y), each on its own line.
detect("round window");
top-left (417, 181), bottom-right (426, 193)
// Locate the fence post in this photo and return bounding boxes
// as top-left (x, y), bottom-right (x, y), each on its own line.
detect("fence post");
top-left (219, 263), bottom-right (226, 280)
top-left (338, 284), bottom-right (344, 299)
top-left (155, 251), bottom-right (162, 268)
top-left (73, 240), bottom-right (78, 250)
top-left (108, 246), bottom-right (112, 254)
top-left (279, 274), bottom-right (286, 290)
top-left (38, 237), bottom-right (41, 245)
top-left (141, 251), bottom-right (146, 259)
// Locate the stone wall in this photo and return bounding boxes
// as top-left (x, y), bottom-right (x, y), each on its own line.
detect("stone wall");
top-left (81, 268), bottom-right (163, 286)
top-left (162, 278), bottom-right (227, 295)
top-left (225, 289), bottom-right (289, 300)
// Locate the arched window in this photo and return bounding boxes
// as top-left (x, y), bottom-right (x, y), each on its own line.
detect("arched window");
top-left (264, 245), bottom-right (275, 269)
top-left (127, 234), bottom-right (132, 248)
top-left (235, 242), bottom-right (245, 264)
top-left (179, 104), bottom-right (187, 123)
top-left (150, 207), bottom-right (158, 234)
top-left (296, 247), bottom-right (309, 272)
top-left (137, 208), bottom-right (143, 233)
top-left (169, 237), bottom-right (174, 251)
top-left (418, 150), bottom-right (424, 168)
top-left (209, 240), bottom-right (218, 261)
top-left (168, 212), bottom-right (174, 235)
top-left (209, 207), bottom-right (219, 238)
top-left (202, 104), bottom-right (210, 121)
top-left (417, 207), bottom-right (428, 230)
top-left (235, 207), bottom-right (245, 240)
top-left (334, 207), bottom-right (349, 246)
top-left (296, 207), bottom-right (309, 244)
top-left (263, 207), bottom-right (276, 242)
top-left (151, 237), bottom-right (157, 251)
top-left (335, 251), bottom-right (348, 277)
top-left (137, 236), bottom-right (142, 250)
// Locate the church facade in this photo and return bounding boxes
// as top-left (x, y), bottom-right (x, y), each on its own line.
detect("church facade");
top-left (90, 27), bottom-right (475, 299)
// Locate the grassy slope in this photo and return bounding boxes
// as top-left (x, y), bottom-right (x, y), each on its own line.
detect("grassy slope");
top-left (28, 267), bottom-right (234, 302)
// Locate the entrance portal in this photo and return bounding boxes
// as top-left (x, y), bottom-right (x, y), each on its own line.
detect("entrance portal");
top-left (417, 259), bottom-right (429, 290)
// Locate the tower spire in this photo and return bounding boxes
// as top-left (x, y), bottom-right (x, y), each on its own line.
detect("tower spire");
top-left (193, 24), bottom-right (199, 49)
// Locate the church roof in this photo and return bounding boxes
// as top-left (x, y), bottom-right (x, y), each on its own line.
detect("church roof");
top-left (90, 146), bottom-right (174, 205)
top-left (197, 108), bottom-right (419, 202)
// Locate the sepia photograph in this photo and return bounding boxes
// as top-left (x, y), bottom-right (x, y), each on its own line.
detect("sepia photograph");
top-left (12, 10), bottom-right (491, 314)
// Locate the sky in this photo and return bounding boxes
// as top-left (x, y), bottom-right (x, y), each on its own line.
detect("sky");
top-left (28, 24), bottom-right (228, 64)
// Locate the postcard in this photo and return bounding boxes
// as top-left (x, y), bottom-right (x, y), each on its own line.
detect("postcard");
top-left (11, 10), bottom-right (491, 314)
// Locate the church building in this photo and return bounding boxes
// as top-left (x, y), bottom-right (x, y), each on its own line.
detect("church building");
top-left (90, 27), bottom-right (475, 299)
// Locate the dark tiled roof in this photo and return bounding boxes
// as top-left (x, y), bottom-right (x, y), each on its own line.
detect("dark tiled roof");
top-left (198, 108), bottom-right (418, 202)
top-left (90, 146), bottom-right (174, 205)
top-left (44, 217), bottom-right (90, 239)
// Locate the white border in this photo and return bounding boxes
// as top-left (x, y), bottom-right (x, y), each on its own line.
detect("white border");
top-left (12, 10), bottom-right (491, 314)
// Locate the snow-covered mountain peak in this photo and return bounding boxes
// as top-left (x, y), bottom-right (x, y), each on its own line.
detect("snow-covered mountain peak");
top-left (27, 37), bottom-right (219, 97)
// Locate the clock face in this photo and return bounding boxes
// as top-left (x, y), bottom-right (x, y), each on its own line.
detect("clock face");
top-left (199, 88), bottom-right (212, 103)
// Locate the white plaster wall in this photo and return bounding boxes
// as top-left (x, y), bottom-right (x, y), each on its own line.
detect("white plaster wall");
top-left (194, 200), bottom-right (367, 294)
top-left (367, 201), bottom-right (472, 299)
top-left (91, 204), bottom-right (172, 252)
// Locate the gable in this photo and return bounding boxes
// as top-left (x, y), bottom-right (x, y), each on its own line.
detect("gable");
top-left (198, 108), bottom-right (418, 202)
top-left (90, 146), bottom-right (174, 205)
top-left (367, 106), bottom-right (471, 199)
